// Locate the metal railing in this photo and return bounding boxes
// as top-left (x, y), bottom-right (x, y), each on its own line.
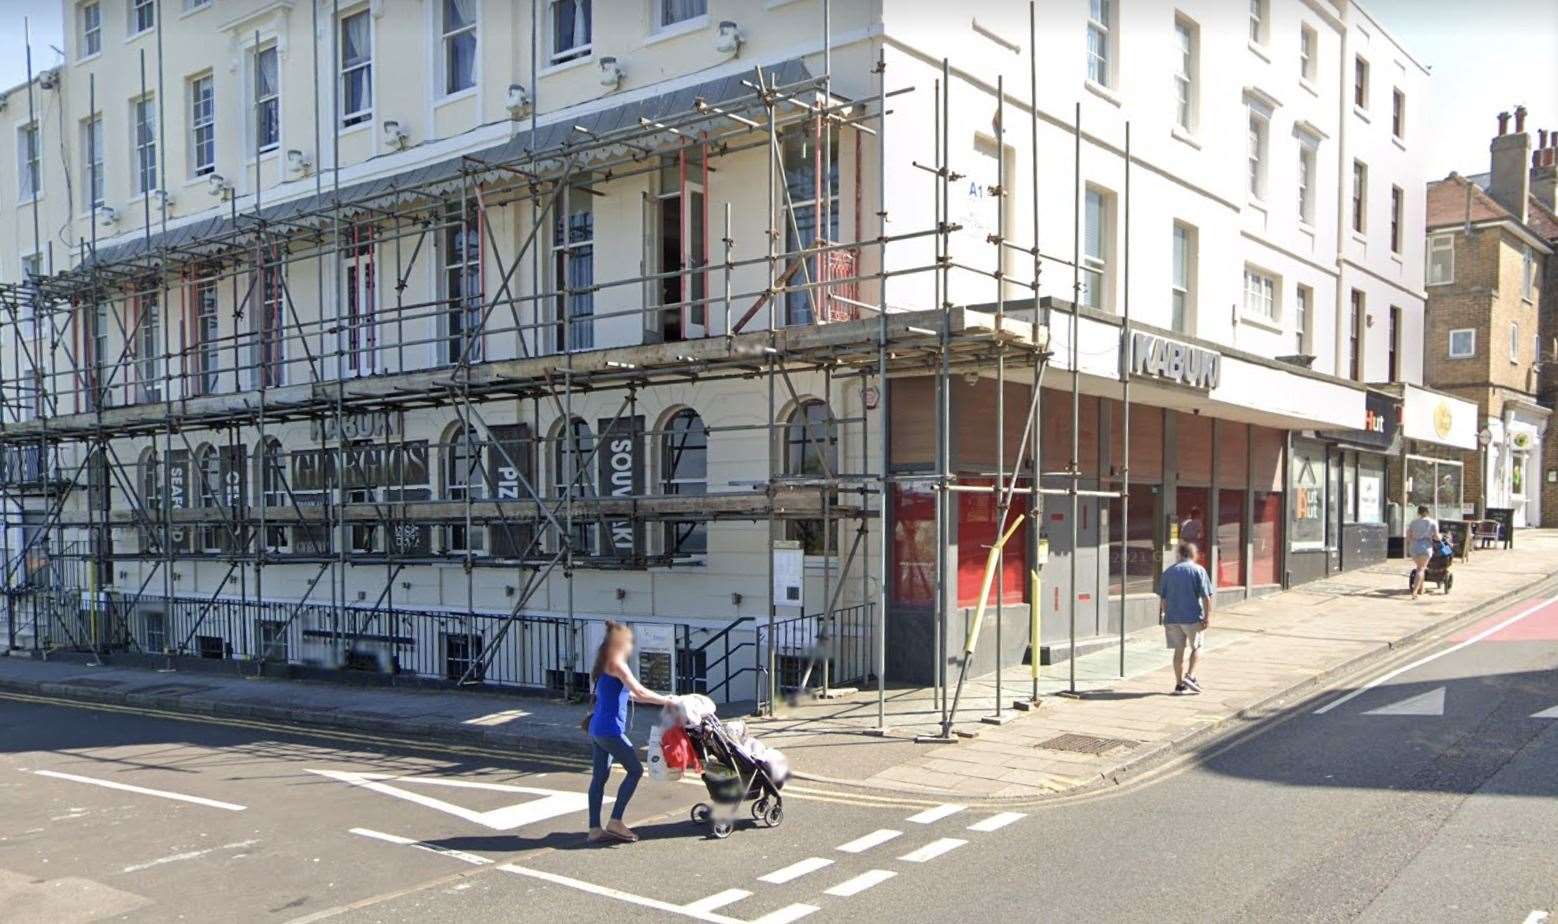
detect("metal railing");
top-left (766, 602), bottom-right (876, 693)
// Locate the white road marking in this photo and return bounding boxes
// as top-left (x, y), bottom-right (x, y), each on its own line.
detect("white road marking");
top-left (1522, 912), bottom-right (1549, 924)
top-left (32, 769), bottom-right (245, 812)
top-left (1362, 687), bottom-right (1446, 717)
top-left (899, 837), bottom-right (967, 862)
top-left (758, 856), bottom-right (833, 884)
top-left (308, 769), bottom-right (594, 830)
top-left (683, 889), bottom-right (751, 914)
top-left (1314, 594), bottom-right (1558, 714)
top-left (349, 827), bottom-right (492, 866)
top-left (968, 811), bottom-right (1025, 832)
top-left (499, 863), bottom-right (743, 923)
top-left (905, 803), bottom-right (965, 824)
top-left (824, 869), bottom-right (897, 897)
top-left (836, 828), bottom-right (901, 853)
top-left (121, 839), bottom-right (260, 874)
top-left (1532, 705), bottom-right (1558, 719)
top-left (750, 904), bottom-right (820, 924)
top-left (462, 708), bottom-right (530, 726)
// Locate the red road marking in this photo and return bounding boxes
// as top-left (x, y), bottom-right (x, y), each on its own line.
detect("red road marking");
top-left (1452, 596), bottom-right (1558, 642)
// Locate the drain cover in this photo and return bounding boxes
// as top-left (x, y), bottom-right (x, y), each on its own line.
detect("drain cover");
top-left (1036, 733), bottom-right (1135, 755)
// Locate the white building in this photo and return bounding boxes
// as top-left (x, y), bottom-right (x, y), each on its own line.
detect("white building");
top-left (0, 0), bottom-right (1430, 700)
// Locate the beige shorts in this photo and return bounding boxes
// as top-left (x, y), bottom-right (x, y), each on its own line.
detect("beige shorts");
top-left (1164, 623), bottom-right (1205, 651)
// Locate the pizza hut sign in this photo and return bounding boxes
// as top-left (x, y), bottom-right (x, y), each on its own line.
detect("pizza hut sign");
top-left (1128, 332), bottom-right (1221, 390)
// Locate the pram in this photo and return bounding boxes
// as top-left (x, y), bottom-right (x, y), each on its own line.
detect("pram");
top-left (1408, 533), bottom-right (1456, 594)
top-left (685, 715), bottom-right (786, 839)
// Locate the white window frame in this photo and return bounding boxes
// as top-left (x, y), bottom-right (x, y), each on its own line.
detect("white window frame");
top-left (190, 73), bottom-right (216, 177)
top-left (339, 8), bottom-right (373, 128)
top-left (1294, 284), bottom-right (1312, 354)
top-left (1521, 245), bottom-right (1536, 301)
top-left (80, 2), bottom-right (102, 58)
top-left (130, 0), bottom-right (155, 37)
top-left (1174, 17), bottom-right (1198, 133)
top-left (440, 0), bottom-right (480, 97)
top-left (252, 43), bottom-right (281, 155)
top-left (1390, 185), bottom-right (1404, 254)
top-left (1351, 160), bottom-right (1367, 234)
top-left (442, 424), bottom-right (488, 555)
top-left (1392, 88), bottom-right (1406, 140)
top-left (550, 0), bottom-right (592, 65)
top-left (1354, 55), bottom-right (1369, 110)
top-left (1249, 0), bottom-right (1267, 45)
top-left (81, 115), bottom-right (104, 211)
top-left (1171, 221), bottom-right (1194, 334)
top-left (1299, 24), bottom-right (1317, 82)
top-left (1086, 0), bottom-right (1113, 88)
top-left (1510, 322), bottom-right (1520, 363)
top-left (138, 290), bottom-right (162, 403)
top-left (195, 277), bottom-right (219, 395)
top-left (1243, 266), bottom-right (1279, 324)
top-left (1427, 234), bottom-right (1454, 285)
top-left (17, 123), bottom-right (40, 202)
top-left (132, 96), bottom-right (158, 197)
top-left (1247, 108), bottom-right (1269, 201)
top-left (654, 0), bottom-right (707, 30)
top-left (184, 0), bottom-right (211, 11)
top-left (1297, 138), bottom-right (1317, 225)
top-left (1447, 328), bottom-right (1475, 359)
top-left (1082, 186), bottom-right (1111, 310)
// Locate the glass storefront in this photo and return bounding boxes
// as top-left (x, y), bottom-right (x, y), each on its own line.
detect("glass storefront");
top-left (1291, 440), bottom-right (1326, 551)
top-left (1406, 454), bottom-right (1463, 522)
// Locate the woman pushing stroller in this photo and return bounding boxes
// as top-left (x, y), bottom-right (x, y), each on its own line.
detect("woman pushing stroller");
top-left (585, 620), bottom-right (677, 844)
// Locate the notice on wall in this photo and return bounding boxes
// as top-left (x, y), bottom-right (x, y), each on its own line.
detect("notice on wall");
top-left (773, 539), bottom-right (804, 609)
top-left (635, 623), bottom-right (676, 694)
top-left (597, 416), bottom-right (644, 562)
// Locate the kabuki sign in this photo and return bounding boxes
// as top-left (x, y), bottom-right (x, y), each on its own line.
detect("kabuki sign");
top-left (1128, 332), bottom-right (1221, 390)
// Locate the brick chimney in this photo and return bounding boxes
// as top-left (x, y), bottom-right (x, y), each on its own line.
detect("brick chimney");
top-left (1489, 105), bottom-right (1531, 223)
top-left (1532, 125), bottom-right (1558, 214)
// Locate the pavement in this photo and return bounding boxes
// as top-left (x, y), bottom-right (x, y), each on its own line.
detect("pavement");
top-left (2, 530), bottom-right (1557, 807)
top-left (0, 579), bottom-right (1554, 923)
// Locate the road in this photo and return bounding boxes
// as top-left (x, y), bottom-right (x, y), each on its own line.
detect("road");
top-left (1, 594), bottom-right (1555, 924)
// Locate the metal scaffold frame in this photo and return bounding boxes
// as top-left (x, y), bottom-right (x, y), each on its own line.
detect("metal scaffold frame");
top-left (1, 2), bottom-right (1140, 727)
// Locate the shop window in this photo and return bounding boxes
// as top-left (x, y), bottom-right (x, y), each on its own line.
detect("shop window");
top-left (1176, 487), bottom-right (1210, 570)
top-left (1107, 484), bottom-right (1157, 597)
top-left (891, 483), bottom-right (937, 607)
top-left (1357, 455), bottom-right (1385, 525)
top-left (1290, 441), bottom-right (1325, 549)
top-left (956, 481), bottom-right (1027, 607)
top-left (1216, 489), bottom-right (1245, 588)
top-left (784, 400), bottom-right (838, 555)
top-left (1250, 426), bottom-right (1285, 586)
top-left (660, 408), bottom-right (707, 556)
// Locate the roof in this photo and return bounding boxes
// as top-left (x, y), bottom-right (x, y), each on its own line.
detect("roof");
top-left (79, 58), bottom-right (815, 270)
top-left (1427, 172), bottom-right (1558, 244)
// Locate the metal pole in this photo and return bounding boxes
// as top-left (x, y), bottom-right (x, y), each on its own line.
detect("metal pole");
top-left (1027, 0), bottom-right (1043, 707)
top-left (874, 50), bottom-right (889, 729)
top-left (1068, 101), bottom-right (1081, 697)
top-left (992, 74), bottom-right (1007, 721)
top-left (1119, 122), bottom-right (1131, 678)
top-left (936, 60), bottom-right (952, 735)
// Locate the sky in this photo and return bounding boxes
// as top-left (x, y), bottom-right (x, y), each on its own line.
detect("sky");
top-left (1, 0), bottom-right (1555, 181)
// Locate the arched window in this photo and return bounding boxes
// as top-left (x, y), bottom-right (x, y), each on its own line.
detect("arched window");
top-left (783, 400), bottom-right (837, 555)
top-left (256, 437), bottom-right (289, 552)
top-left (196, 444), bottom-right (223, 552)
top-left (443, 422), bottom-right (487, 554)
top-left (661, 408), bottom-right (707, 556)
top-left (551, 417), bottom-right (596, 554)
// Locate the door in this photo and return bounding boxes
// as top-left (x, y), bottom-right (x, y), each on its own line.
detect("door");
top-left (1042, 481), bottom-right (1102, 645)
top-left (654, 150), bottom-right (708, 341)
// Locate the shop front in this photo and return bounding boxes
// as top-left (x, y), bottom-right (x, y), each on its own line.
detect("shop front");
top-left (1294, 389), bottom-right (1402, 583)
top-left (1388, 384), bottom-right (1478, 553)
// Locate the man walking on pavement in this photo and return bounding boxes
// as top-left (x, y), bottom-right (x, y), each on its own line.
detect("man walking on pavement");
top-left (1159, 541), bottom-right (1213, 696)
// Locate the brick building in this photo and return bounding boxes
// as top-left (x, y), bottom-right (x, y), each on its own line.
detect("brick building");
top-left (1424, 108), bottom-right (1558, 528)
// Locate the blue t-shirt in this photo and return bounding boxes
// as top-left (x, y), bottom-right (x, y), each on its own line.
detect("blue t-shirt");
top-left (1159, 560), bottom-right (1213, 624)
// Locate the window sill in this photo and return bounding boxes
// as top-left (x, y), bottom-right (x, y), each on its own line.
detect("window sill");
top-left (435, 87), bottom-right (478, 108)
top-left (541, 51), bottom-right (594, 77)
top-left (1246, 196), bottom-right (1268, 212)
top-left (339, 118), bottom-right (373, 137)
top-left (75, 51), bottom-right (102, 67)
top-left (1426, 279), bottom-right (1453, 287)
top-left (1298, 217), bottom-right (1316, 233)
top-left (1170, 126), bottom-right (1201, 150)
top-left (1351, 231), bottom-right (1367, 246)
top-left (1083, 79), bottom-right (1121, 107)
top-left (178, 2), bottom-right (212, 19)
top-left (1239, 313), bottom-right (1284, 334)
top-left (645, 14), bottom-right (710, 46)
top-left (1353, 105), bottom-right (1371, 123)
top-left (1246, 40), bottom-right (1270, 63)
top-left (124, 29), bottom-right (153, 45)
top-left (1391, 135), bottom-right (1406, 152)
top-left (1298, 77), bottom-right (1318, 97)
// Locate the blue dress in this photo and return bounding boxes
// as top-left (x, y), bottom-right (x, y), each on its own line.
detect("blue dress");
top-left (589, 673), bottom-right (629, 737)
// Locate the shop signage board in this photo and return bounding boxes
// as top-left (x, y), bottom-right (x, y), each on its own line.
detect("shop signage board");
top-left (1400, 385), bottom-right (1477, 450)
top-left (597, 416), bottom-right (644, 561)
top-left (311, 410), bottom-right (401, 443)
top-left (1318, 390), bottom-right (1399, 452)
top-left (635, 623), bottom-right (676, 694)
top-left (773, 539), bottom-right (804, 608)
top-left (1127, 332), bottom-right (1220, 389)
top-left (291, 441), bottom-right (431, 492)
top-left (488, 423), bottom-right (535, 559)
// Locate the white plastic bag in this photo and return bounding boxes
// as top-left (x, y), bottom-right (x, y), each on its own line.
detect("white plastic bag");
top-left (645, 725), bottom-right (671, 781)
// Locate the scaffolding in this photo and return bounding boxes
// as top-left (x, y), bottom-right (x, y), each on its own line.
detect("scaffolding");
top-left (2, 2), bottom-right (1142, 729)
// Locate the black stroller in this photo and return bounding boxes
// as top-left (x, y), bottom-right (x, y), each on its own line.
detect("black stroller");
top-left (686, 715), bottom-right (786, 839)
top-left (1409, 532), bottom-right (1456, 594)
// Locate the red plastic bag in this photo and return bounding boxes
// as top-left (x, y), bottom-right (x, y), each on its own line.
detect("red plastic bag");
top-left (660, 724), bottom-right (702, 773)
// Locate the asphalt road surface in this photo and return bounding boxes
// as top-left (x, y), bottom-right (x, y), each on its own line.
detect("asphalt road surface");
top-left (2, 594), bottom-right (1555, 924)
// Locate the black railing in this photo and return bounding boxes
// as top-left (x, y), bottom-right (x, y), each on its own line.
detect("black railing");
top-left (765, 602), bottom-right (876, 693)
